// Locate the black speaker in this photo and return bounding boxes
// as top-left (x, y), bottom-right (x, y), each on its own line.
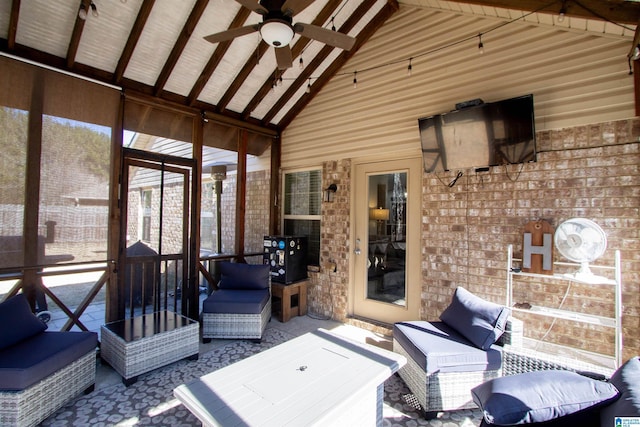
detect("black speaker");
top-left (263, 236), bottom-right (308, 284)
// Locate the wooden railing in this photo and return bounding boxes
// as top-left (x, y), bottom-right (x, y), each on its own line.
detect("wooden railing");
top-left (0, 251), bottom-right (266, 329)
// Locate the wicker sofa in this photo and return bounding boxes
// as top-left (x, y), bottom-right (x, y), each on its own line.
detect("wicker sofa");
top-left (201, 262), bottom-right (271, 342)
top-left (0, 293), bottom-right (97, 427)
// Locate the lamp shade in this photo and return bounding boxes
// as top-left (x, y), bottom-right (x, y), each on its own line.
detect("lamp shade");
top-left (370, 208), bottom-right (389, 221)
top-left (260, 21), bottom-right (294, 47)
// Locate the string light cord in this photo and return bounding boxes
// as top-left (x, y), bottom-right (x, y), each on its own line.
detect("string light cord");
top-left (286, 1), bottom-right (635, 89)
top-left (335, 1), bottom-right (578, 80)
top-left (571, 0), bottom-right (635, 32)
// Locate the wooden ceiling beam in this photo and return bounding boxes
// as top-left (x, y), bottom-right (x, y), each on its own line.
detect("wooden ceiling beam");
top-left (216, 42), bottom-right (270, 112)
top-left (219, 0), bottom-right (343, 113)
top-left (442, 0), bottom-right (640, 25)
top-left (7, 0), bottom-right (20, 50)
top-left (66, 0), bottom-right (91, 69)
top-left (154, 0), bottom-right (209, 96)
top-left (278, 0), bottom-right (399, 129)
top-left (262, 0), bottom-right (382, 125)
top-left (114, 0), bottom-right (155, 84)
top-left (187, 6), bottom-right (252, 106)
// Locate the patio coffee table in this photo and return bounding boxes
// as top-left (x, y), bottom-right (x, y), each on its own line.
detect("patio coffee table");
top-left (174, 328), bottom-right (406, 426)
top-left (101, 310), bottom-right (199, 385)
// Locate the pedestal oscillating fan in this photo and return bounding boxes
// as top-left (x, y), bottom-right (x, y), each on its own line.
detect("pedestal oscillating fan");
top-left (554, 218), bottom-right (608, 283)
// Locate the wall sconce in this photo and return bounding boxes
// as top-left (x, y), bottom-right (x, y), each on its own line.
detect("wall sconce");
top-left (369, 207), bottom-right (389, 235)
top-left (324, 183), bottom-right (337, 202)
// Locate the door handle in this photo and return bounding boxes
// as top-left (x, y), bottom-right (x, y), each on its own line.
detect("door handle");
top-left (354, 238), bottom-right (361, 255)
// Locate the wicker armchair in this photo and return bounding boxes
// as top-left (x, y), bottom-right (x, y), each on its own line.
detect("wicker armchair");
top-left (201, 262), bottom-right (271, 342)
top-left (393, 317), bottom-right (522, 418)
top-left (392, 287), bottom-right (520, 418)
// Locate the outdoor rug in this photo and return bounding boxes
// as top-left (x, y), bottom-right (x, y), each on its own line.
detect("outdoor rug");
top-left (42, 327), bottom-right (482, 427)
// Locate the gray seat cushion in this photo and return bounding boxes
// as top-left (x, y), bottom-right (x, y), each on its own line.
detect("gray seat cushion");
top-left (202, 289), bottom-right (270, 314)
top-left (394, 321), bottom-right (502, 374)
top-left (0, 331), bottom-right (97, 391)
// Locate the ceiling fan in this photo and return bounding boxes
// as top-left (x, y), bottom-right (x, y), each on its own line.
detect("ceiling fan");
top-left (203, 0), bottom-right (356, 70)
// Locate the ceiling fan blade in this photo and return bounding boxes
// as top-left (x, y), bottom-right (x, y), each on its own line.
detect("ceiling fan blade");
top-left (234, 0), bottom-right (268, 15)
top-left (204, 25), bottom-right (258, 44)
top-left (293, 23), bottom-right (356, 51)
top-left (281, 0), bottom-right (314, 17)
top-left (275, 45), bottom-right (293, 70)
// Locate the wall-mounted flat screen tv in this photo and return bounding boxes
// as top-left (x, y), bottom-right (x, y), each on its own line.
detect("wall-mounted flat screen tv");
top-left (419, 94), bottom-right (536, 173)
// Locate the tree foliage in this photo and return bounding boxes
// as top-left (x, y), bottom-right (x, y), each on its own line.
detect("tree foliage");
top-left (0, 107), bottom-right (111, 205)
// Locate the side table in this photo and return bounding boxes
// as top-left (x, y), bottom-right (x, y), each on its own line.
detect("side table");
top-left (101, 310), bottom-right (199, 386)
top-left (271, 280), bottom-right (308, 322)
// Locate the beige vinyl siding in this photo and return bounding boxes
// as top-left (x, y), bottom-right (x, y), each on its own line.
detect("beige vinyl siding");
top-left (281, 4), bottom-right (635, 168)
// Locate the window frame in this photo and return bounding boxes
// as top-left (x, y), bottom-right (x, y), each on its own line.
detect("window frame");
top-left (281, 167), bottom-right (322, 266)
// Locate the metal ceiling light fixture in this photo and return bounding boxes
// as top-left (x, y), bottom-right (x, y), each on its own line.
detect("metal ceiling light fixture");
top-left (260, 21), bottom-right (294, 47)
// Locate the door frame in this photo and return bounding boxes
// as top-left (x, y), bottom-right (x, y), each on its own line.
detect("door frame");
top-left (118, 147), bottom-right (200, 320)
top-left (348, 156), bottom-right (422, 324)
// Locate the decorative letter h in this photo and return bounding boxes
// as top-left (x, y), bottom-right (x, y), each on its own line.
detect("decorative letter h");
top-left (523, 233), bottom-right (553, 271)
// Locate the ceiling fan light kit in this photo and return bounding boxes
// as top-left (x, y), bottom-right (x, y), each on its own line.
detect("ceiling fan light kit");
top-left (260, 20), bottom-right (294, 47)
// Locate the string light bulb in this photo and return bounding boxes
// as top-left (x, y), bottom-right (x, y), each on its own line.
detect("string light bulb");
top-left (306, 78), bottom-right (312, 94)
top-left (477, 34), bottom-right (484, 54)
top-left (407, 58), bottom-right (413, 76)
top-left (278, 76), bottom-right (283, 86)
top-left (299, 57), bottom-right (304, 70)
top-left (331, 17), bottom-right (336, 32)
top-left (90, 2), bottom-right (99, 17)
top-left (558, 1), bottom-right (567, 23)
top-left (78, 3), bottom-right (88, 20)
top-left (353, 71), bottom-right (357, 89)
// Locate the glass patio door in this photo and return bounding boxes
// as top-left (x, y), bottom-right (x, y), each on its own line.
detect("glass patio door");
top-left (352, 158), bottom-right (421, 324)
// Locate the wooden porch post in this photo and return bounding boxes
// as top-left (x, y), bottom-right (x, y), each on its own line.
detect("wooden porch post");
top-left (235, 130), bottom-right (247, 262)
top-left (269, 136), bottom-right (281, 236)
top-left (106, 93), bottom-right (125, 323)
top-left (22, 69), bottom-right (44, 311)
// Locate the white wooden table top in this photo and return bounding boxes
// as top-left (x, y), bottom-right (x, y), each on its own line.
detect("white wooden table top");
top-left (174, 328), bottom-right (406, 427)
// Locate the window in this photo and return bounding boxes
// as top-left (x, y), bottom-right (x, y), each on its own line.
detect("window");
top-left (282, 169), bottom-right (321, 266)
top-left (141, 189), bottom-right (152, 242)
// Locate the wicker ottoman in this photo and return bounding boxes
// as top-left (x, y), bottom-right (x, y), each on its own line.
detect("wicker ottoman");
top-left (101, 311), bottom-right (199, 386)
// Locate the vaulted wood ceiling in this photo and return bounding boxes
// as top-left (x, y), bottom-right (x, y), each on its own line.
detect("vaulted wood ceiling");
top-left (1, 0), bottom-right (638, 136)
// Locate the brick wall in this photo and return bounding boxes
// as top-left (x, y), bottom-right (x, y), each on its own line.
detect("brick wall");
top-left (309, 118), bottom-right (639, 362)
top-left (209, 170), bottom-right (271, 257)
top-left (307, 160), bottom-right (351, 319)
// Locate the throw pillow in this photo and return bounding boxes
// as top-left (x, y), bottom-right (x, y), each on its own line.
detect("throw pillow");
top-left (0, 293), bottom-right (47, 350)
top-left (472, 370), bottom-right (619, 425)
top-left (600, 357), bottom-right (640, 424)
top-left (218, 262), bottom-right (270, 290)
top-left (440, 286), bottom-right (510, 350)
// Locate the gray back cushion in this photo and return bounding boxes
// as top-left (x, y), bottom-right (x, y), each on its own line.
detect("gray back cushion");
top-left (440, 286), bottom-right (510, 350)
top-left (0, 293), bottom-right (47, 350)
